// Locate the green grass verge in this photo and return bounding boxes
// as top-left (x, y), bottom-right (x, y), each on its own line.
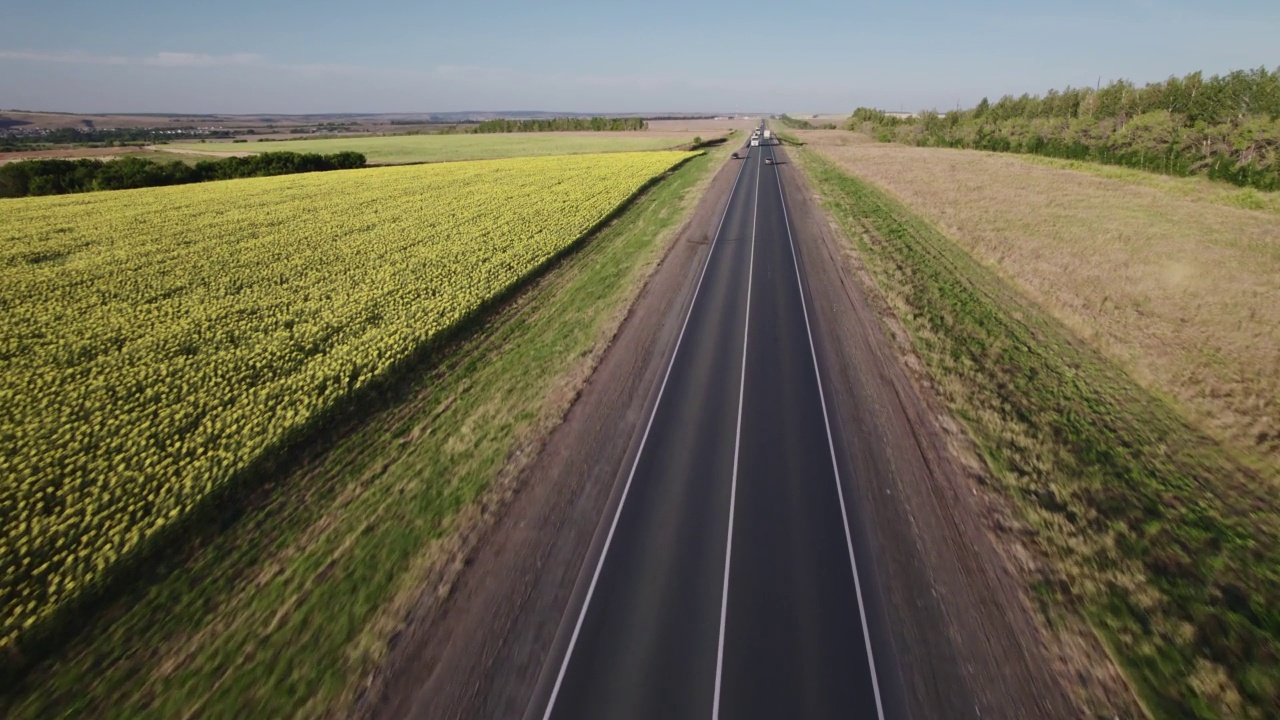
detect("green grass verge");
top-left (133, 149), bottom-right (206, 165)
top-left (773, 129), bottom-right (803, 146)
top-left (793, 147), bottom-right (1280, 720)
top-left (0, 145), bottom-right (728, 719)
top-left (169, 133), bottom-right (695, 164)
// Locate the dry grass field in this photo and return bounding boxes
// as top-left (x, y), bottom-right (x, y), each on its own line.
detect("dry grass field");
top-left (797, 129), bottom-right (1280, 476)
top-left (792, 139), bottom-right (1280, 717)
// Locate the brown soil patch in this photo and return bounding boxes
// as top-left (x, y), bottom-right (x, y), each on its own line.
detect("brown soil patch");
top-left (0, 146), bottom-right (144, 164)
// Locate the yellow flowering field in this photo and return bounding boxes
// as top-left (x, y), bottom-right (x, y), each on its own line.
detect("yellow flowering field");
top-left (0, 150), bottom-right (694, 651)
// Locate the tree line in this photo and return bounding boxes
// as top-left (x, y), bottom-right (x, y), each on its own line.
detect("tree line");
top-left (472, 117), bottom-right (648, 133)
top-left (0, 151), bottom-right (366, 199)
top-left (848, 67), bottom-right (1280, 190)
top-left (0, 127), bottom-right (236, 150)
top-left (778, 115), bottom-right (838, 130)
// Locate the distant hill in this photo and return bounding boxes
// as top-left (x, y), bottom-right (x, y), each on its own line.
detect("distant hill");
top-left (0, 110), bottom-right (723, 131)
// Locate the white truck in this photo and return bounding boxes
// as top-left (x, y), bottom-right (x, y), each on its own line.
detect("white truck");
top-left (750, 138), bottom-right (760, 147)
top-left (763, 130), bottom-right (772, 143)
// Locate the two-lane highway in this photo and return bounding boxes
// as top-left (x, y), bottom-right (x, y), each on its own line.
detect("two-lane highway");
top-left (535, 139), bottom-right (885, 719)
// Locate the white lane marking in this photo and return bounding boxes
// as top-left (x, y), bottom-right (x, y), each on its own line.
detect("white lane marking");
top-left (772, 144), bottom-right (888, 720)
top-left (710, 146), bottom-right (762, 720)
top-left (540, 149), bottom-right (753, 720)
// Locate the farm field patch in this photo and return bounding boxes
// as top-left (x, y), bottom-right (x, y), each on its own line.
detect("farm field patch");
top-left (168, 132), bottom-right (697, 164)
top-left (0, 150), bottom-right (694, 656)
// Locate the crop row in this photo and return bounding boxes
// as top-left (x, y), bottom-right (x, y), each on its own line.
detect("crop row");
top-left (0, 150), bottom-right (694, 651)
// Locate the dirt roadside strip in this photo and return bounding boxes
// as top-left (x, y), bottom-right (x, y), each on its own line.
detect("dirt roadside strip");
top-left (362, 144), bottom-right (1080, 719)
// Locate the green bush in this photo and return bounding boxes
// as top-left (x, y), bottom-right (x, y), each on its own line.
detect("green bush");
top-left (472, 116), bottom-right (647, 133)
top-left (0, 152), bottom-right (368, 199)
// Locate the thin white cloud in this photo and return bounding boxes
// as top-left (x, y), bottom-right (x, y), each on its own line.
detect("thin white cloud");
top-left (0, 49), bottom-right (131, 65)
top-left (2, 51), bottom-right (723, 92)
top-left (286, 62), bottom-right (365, 75)
top-left (0, 49), bottom-right (342, 72)
top-left (145, 52), bottom-right (265, 67)
top-left (1, 50), bottom-right (745, 112)
top-left (430, 63), bottom-right (735, 94)
top-left (565, 72), bottom-right (735, 92)
top-left (430, 64), bottom-right (519, 83)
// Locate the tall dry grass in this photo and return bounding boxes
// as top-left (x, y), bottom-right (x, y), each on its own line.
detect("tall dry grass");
top-left (801, 131), bottom-right (1280, 476)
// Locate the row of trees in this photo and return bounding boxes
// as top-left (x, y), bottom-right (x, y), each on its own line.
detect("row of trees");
top-left (778, 115), bottom-right (838, 130)
top-left (848, 67), bottom-right (1280, 190)
top-left (969, 67), bottom-right (1280, 125)
top-left (0, 151), bottom-right (366, 198)
top-left (473, 116), bottom-right (648, 133)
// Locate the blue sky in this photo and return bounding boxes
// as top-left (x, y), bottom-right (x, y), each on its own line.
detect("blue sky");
top-left (1, 0), bottom-right (1277, 114)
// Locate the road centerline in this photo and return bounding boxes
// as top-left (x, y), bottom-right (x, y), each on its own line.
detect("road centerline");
top-left (538, 148), bottom-right (752, 720)
top-left (711, 143), bottom-right (763, 720)
top-left (713, 141), bottom-right (882, 718)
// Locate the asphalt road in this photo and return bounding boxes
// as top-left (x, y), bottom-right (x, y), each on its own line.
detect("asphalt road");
top-left (534, 139), bottom-right (887, 720)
